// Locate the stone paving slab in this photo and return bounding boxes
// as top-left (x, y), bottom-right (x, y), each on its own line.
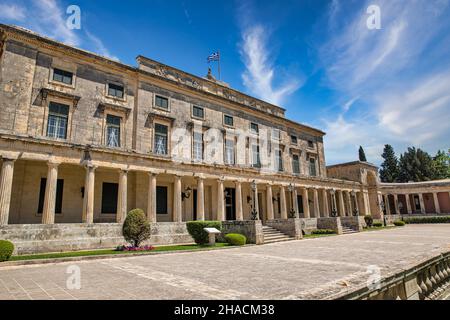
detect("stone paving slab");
top-left (0, 225), bottom-right (449, 300)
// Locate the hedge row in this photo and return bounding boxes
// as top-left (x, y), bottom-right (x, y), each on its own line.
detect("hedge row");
top-left (403, 216), bottom-right (450, 224)
top-left (312, 229), bottom-right (335, 235)
top-left (186, 221), bottom-right (222, 244)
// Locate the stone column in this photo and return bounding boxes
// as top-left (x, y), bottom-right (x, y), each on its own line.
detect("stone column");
top-left (196, 177), bottom-right (205, 221)
top-left (331, 191), bottom-right (338, 216)
top-left (235, 181), bottom-right (243, 221)
top-left (432, 192), bottom-right (441, 214)
top-left (280, 185), bottom-right (287, 219)
top-left (418, 193), bottom-right (426, 214)
top-left (302, 187), bottom-right (310, 218)
top-left (42, 162), bottom-right (59, 224)
top-left (385, 194), bottom-right (391, 215)
top-left (266, 185), bottom-right (274, 220)
top-left (117, 170), bottom-right (128, 223)
top-left (254, 182), bottom-right (260, 220)
top-left (393, 194), bottom-right (400, 214)
top-left (363, 191), bottom-right (371, 216)
top-left (338, 190), bottom-right (345, 217)
top-left (217, 179), bottom-right (225, 221)
top-left (353, 192), bottom-right (360, 215)
top-left (321, 189), bottom-right (329, 218)
top-left (313, 188), bottom-right (320, 218)
top-left (147, 173), bottom-right (157, 223)
top-left (0, 159), bottom-right (15, 226)
top-left (405, 194), bottom-right (412, 214)
top-left (293, 188), bottom-right (299, 217)
top-left (345, 191), bottom-right (352, 216)
top-left (82, 165), bottom-right (96, 224)
top-left (173, 175), bottom-right (182, 222)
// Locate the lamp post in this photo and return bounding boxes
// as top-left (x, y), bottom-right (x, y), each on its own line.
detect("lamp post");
top-left (250, 180), bottom-right (258, 220)
top-left (288, 183), bottom-right (296, 218)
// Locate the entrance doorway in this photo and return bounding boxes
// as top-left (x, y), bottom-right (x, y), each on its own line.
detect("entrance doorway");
top-left (225, 188), bottom-right (236, 221)
top-left (258, 192), bottom-right (264, 221)
top-left (193, 189), bottom-right (197, 221)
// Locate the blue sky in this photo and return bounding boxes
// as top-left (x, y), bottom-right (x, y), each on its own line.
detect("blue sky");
top-left (1, 0), bottom-right (449, 165)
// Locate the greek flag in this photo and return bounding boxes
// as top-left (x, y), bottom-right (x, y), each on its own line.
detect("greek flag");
top-left (207, 51), bottom-right (220, 62)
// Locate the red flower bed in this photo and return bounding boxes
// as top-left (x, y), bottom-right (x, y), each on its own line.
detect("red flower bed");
top-left (116, 245), bottom-right (155, 252)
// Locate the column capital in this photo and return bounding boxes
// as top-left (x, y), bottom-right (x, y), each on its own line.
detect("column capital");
top-left (47, 161), bottom-right (61, 168)
top-left (1, 157), bottom-right (16, 163)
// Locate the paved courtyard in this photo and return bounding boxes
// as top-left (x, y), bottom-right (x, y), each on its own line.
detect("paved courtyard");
top-left (1, 225), bottom-right (450, 300)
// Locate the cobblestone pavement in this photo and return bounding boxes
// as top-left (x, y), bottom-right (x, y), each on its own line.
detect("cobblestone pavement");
top-left (1, 225), bottom-right (449, 300)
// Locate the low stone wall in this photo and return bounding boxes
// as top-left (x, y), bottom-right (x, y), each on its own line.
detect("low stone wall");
top-left (384, 214), bottom-right (402, 226)
top-left (265, 219), bottom-right (303, 240)
top-left (317, 217), bottom-right (343, 235)
top-left (0, 223), bottom-right (194, 255)
top-left (340, 216), bottom-right (363, 231)
top-left (335, 251), bottom-right (450, 300)
top-left (221, 220), bottom-right (264, 244)
top-left (298, 218), bottom-right (318, 235)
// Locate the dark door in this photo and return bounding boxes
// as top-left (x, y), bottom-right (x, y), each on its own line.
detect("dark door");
top-left (193, 189), bottom-right (197, 221)
top-left (297, 195), bottom-right (304, 214)
top-left (258, 192), bottom-right (264, 221)
top-left (225, 188), bottom-right (236, 221)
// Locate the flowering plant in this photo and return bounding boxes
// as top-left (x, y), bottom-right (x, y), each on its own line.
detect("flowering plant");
top-left (115, 245), bottom-right (155, 252)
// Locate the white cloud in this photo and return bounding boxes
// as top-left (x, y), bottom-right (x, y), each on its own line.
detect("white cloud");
top-left (0, 3), bottom-right (26, 21)
top-left (317, 0), bottom-right (450, 164)
top-left (85, 30), bottom-right (119, 61)
top-left (240, 25), bottom-right (303, 106)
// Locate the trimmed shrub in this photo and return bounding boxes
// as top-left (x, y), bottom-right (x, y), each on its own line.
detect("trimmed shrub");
top-left (372, 222), bottom-right (383, 227)
top-left (225, 233), bottom-right (246, 246)
top-left (311, 229), bottom-right (335, 235)
top-left (364, 215), bottom-right (374, 227)
top-left (394, 220), bottom-right (406, 227)
top-left (122, 209), bottom-right (151, 247)
top-left (186, 221), bottom-right (222, 244)
top-left (0, 240), bottom-right (14, 262)
top-left (403, 216), bottom-right (450, 224)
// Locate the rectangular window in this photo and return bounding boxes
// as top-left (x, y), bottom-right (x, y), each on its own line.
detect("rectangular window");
top-left (272, 129), bottom-right (281, 140)
top-left (224, 139), bottom-right (235, 165)
top-left (38, 178), bottom-right (64, 214)
top-left (46, 102), bottom-right (69, 139)
top-left (155, 95), bottom-right (169, 110)
top-left (252, 144), bottom-right (261, 168)
top-left (308, 140), bottom-right (314, 148)
top-left (106, 114), bottom-right (121, 148)
top-left (192, 106), bottom-right (204, 119)
top-left (154, 123), bottom-right (168, 155)
top-left (192, 132), bottom-right (203, 162)
top-left (275, 149), bottom-right (283, 172)
top-left (292, 154), bottom-right (300, 175)
top-left (309, 158), bottom-right (317, 176)
top-left (250, 123), bottom-right (259, 134)
top-left (101, 182), bottom-right (118, 214)
top-left (156, 186), bottom-right (168, 215)
top-left (224, 115), bottom-right (234, 127)
top-left (108, 83), bottom-right (124, 99)
top-left (53, 68), bottom-right (73, 85)
top-left (291, 135), bottom-right (298, 145)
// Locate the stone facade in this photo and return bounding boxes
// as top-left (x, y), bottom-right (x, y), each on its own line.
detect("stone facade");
top-left (0, 24), bottom-right (449, 253)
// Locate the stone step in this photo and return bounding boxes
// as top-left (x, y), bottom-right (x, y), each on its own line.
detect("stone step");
top-left (262, 225), bottom-right (295, 244)
top-left (264, 235), bottom-right (292, 241)
top-left (264, 238), bottom-right (294, 244)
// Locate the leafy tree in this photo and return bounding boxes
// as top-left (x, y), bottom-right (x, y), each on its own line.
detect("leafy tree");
top-left (122, 209), bottom-right (151, 247)
top-left (398, 147), bottom-right (434, 182)
top-left (359, 146), bottom-right (367, 162)
top-left (432, 149), bottom-right (450, 180)
top-left (379, 144), bottom-right (399, 182)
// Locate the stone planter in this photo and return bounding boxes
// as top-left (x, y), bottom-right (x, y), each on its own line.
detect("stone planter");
top-left (221, 220), bottom-right (264, 245)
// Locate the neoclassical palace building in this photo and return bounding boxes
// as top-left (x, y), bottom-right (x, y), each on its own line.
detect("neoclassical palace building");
top-left (0, 24), bottom-right (449, 253)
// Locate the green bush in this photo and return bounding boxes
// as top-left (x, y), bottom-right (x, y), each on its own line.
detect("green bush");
top-left (364, 215), bottom-right (374, 227)
top-left (122, 209), bottom-right (151, 247)
top-left (403, 216), bottom-right (450, 224)
top-left (372, 222), bottom-right (383, 227)
top-left (186, 221), bottom-right (222, 244)
top-left (311, 229), bottom-right (335, 235)
top-left (394, 220), bottom-right (406, 226)
top-left (225, 233), bottom-right (246, 246)
top-left (0, 240), bottom-right (14, 262)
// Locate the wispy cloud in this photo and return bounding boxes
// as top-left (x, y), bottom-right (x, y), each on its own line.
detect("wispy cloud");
top-left (0, 3), bottom-right (26, 21)
top-left (0, 0), bottom-right (119, 61)
top-left (318, 0), bottom-right (450, 164)
top-left (239, 24), bottom-right (303, 106)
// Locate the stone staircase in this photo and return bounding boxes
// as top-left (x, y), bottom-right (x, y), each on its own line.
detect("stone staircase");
top-left (262, 226), bottom-right (295, 244)
top-left (342, 226), bottom-right (358, 234)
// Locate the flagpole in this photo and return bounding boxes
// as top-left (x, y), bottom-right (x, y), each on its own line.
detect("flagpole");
top-left (218, 50), bottom-right (221, 80)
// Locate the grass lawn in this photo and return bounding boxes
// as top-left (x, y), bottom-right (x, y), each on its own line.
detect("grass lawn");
top-left (9, 243), bottom-right (231, 262)
top-left (303, 233), bottom-right (337, 239)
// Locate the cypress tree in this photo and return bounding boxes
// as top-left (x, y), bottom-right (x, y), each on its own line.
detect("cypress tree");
top-left (398, 147), bottom-right (434, 182)
top-left (359, 146), bottom-right (367, 162)
top-left (379, 144), bottom-right (399, 182)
